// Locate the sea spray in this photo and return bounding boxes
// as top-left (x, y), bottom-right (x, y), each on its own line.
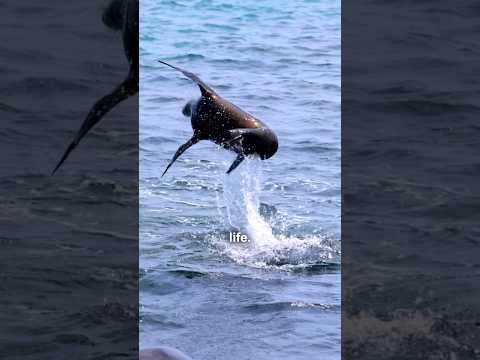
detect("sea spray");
top-left (221, 158), bottom-right (277, 246)
top-left (213, 157), bottom-right (339, 269)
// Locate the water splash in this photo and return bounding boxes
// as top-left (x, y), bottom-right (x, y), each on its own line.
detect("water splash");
top-left (212, 158), bottom-right (339, 270)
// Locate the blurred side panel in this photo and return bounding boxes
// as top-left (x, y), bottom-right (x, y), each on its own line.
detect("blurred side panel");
top-left (342, 0), bottom-right (480, 358)
top-left (0, 1), bottom-right (139, 359)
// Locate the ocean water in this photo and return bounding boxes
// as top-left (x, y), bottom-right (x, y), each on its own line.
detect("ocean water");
top-left (1, 1), bottom-right (138, 358)
top-left (139, 0), bottom-right (340, 359)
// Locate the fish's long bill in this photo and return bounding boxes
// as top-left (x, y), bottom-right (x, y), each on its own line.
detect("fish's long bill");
top-left (52, 74), bottom-right (137, 175)
top-left (162, 136), bottom-right (199, 177)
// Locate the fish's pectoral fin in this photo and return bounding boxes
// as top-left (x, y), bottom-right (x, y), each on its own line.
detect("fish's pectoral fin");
top-left (224, 128), bottom-right (252, 150)
top-left (224, 134), bottom-right (243, 147)
top-left (162, 136), bottom-right (199, 177)
top-left (157, 60), bottom-right (215, 97)
top-left (226, 154), bottom-right (245, 174)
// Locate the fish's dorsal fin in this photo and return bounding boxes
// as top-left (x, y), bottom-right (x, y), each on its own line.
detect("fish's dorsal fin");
top-left (158, 60), bottom-right (215, 97)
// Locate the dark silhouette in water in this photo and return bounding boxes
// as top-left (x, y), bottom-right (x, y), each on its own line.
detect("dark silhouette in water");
top-left (52, 0), bottom-right (139, 174)
top-left (158, 61), bottom-right (278, 176)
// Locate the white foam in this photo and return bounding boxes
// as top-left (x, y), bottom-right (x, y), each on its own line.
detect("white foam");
top-left (212, 157), bottom-right (338, 269)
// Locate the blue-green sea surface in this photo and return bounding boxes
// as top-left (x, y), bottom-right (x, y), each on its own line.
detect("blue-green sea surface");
top-left (140, 0), bottom-right (340, 359)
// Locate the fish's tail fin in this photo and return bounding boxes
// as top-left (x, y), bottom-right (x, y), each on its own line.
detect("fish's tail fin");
top-left (102, 0), bottom-right (125, 31)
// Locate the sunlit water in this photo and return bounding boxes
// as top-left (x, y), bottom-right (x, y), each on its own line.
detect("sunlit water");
top-left (140, 0), bottom-right (340, 359)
